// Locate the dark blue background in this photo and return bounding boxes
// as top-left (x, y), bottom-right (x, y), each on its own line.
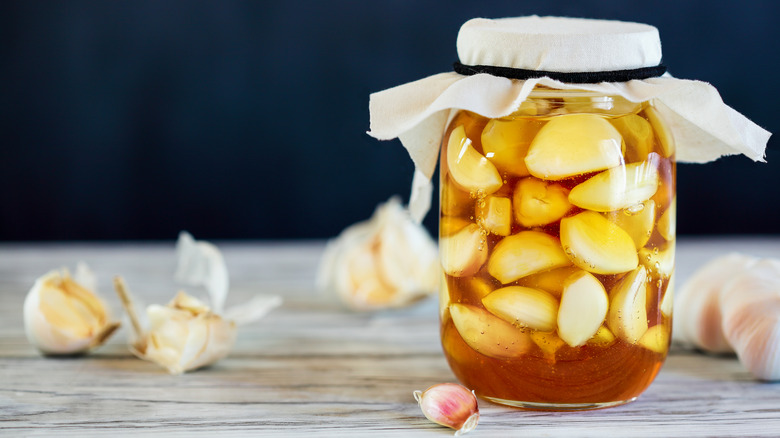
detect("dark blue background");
top-left (2, 1), bottom-right (778, 241)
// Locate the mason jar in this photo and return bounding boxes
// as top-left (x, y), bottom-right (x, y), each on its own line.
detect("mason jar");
top-left (439, 87), bottom-right (676, 410)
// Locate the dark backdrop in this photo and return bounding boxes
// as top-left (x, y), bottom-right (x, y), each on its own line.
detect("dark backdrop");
top-left (2, 0), bottom-right (778, 241)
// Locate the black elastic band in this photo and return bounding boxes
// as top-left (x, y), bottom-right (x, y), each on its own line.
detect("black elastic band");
top-left (454, 61), bottom-right (666, 83)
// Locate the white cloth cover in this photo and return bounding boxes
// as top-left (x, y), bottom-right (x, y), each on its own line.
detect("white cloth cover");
top-left (368, 16), bottom-right (771, 222)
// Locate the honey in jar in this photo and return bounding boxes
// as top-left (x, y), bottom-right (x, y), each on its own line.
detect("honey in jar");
top-left (439, 89), bottom-right (676, 409)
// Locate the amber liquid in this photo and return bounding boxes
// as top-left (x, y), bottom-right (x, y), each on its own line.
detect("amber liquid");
top-left (439, 95), bottom-right (676, 408)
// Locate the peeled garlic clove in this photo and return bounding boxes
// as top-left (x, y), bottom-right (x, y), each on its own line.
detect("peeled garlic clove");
top-left (568, 156), bottom-right (660, 212)
top-left (449, 303), bottom-right (532, 359)
top-left (607, 266), bottom-right (649, 344)
top-left (487, 231), bottom-right (570, 284)
top-left (441, 176), bottom-right (474, 217)
top-left (413, 383), bottom-right (479, 435)
top-left (643, 105), bottom-right (675, 158)
top-left (481, 118), bottom-right (539, 177)
top-left (660, 272), bottom-right (674, 318)
top-left (525, 113), bottom-right (624, 180)
top-left (475, 195), bottom-right (512, 236)
top-left (446, 125), bottom-right (503, 195)
top-left (441, 223), bottom-right (488, 277)
top-left (530, 331), bottom-right (565, 357)
top-left (638, 324), bottom-right (670, 354)
top-left (139, 292), bottom-right (237, 375)
top-left (657, 197), bottom-right (676, 242)
top-left (24, 268), bottom-right (119, 355)
top-left (482, 286), bottom-right (558, 332)
top-left (587, 325), bottom-right (616, 347)
top-left (674, 253), bottom-right (758, 352)
top-left (317, 197), bottom-right (439, 310)
top-left (611, 114), bottom-right (655, 163)
top-left (557, 271), bottom-right (608, 347)
top-left (560, 211), bottom-right (638, 275)
top-left (516, 266), bottom-right (582, 298)
top-left (720, 259), bottom-right (780, 381)
top-left (513, 177), bottom-right (571, 227)
top-left (611, 200), bottom-right (656, 250)
top-left (640, 244), bottom-right (675, 279)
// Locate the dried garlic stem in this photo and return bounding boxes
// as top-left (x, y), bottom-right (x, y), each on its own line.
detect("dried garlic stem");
top-left (113, 276), bottom-right (145, 349)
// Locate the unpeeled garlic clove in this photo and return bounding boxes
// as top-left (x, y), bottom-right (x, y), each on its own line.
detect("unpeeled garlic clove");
top-left (24, 265), bottom-right (120, 355)
top-left (141, 291), bottom-right (237, 375)
top-left (317, 197), bottom-right (439, 310)
top-left (673, 253), bottom-right (758, 352)
top-left (413, 383), bottom-right (479, 436)
top-left (720, 259), bottom-right (780, 381)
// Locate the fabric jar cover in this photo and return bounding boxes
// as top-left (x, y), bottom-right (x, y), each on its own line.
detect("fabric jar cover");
top-left (368, 16), bottom-right (771, 222)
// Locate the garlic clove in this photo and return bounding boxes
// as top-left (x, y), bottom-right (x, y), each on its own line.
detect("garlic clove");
top-left (568, 155), bottom-right (660, 212)
top-left (481, 118), bottom-right (539, 177)
top-left (557, 271), bottom-right (608, 347)
top-left (440, 216), bottom-right (471, 237)
top-left (449, 303), bottom-right (533, 359)
top-left (24, 267), bottom-right (119, 355)
top-left (530, 331), bottom-right (566, 358)
top-left (525, 113), bottom-right (624, 180)
top-left (516, 266), bottom-right (582, 298)
top-left (720, 259), bottom-right (780, 381)
top-left (318, 197), bottom-right (439, 310)
top-left (482, 286), bottom-right (559, 332)
top-left (441, 175), bottom-right (474, 218)
top-left (587, 325), bottom-right (617, 347)
top-left (657, 197), bottom-right (676, 242)
top-left (674, 253), bottom-right (758, 352)
top-left (413, 383), bottom-right (479, 435)
top-left (607, 266), bottom-right (649, 344)
top-left (464, 277), bottom-right (494, 301)
top-left (560, 211), bottom-right (638, 275)
top-left (475, 195), bottom-right (512, 236)
top-left (660, 272), bottom-right (674, 318)
top-left (487, 231), bottom-right (571, 284)
top-left (512, 177), bottom-right (571, 227)
top-left (446, 125), bottom-right (503, 195)
top-left (611, 114), bottom-right (655, 163)
top-left (643, 105), bottom-right (675, 158)
top-left (639, 244), bottom-right (675, 280)
top-left (440, 223), bottom-right (488, 278)
top-left (611, 200), bottom-right (656, 250)
top-left (638, 324), bottom-right (670, 354)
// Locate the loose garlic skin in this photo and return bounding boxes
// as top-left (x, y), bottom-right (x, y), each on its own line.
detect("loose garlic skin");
top-left (414, 383), bottom-right (479, 436)
top-left (24, 269), bottom-right (119, 355)
top-left (136, 292), bottom-right (236, 375)
top-left (317, 197), bottom-right (439, 311)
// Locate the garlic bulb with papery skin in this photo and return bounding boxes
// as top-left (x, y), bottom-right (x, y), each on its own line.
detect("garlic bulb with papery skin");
top-left (674, 253), bottom-right (758, 352)
top-left (136, 291), bottom-right (237, 375)
top-left (720, 259), bottom-right (780, 381)
top-left (414, 383), bottom-right (479, 436)
top-left (24, 265), bottom-right (120, 355)
top-left (317, 197), bottom-right (439, 311)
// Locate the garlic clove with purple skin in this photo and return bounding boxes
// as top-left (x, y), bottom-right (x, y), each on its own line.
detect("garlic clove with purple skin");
top-left (413, 383), bottom-right (479, 436)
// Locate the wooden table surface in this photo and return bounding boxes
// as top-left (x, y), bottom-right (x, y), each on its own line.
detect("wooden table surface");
top-left (2, 238), bottom-right (779, 437)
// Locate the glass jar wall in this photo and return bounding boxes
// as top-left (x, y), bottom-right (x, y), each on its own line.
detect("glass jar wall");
top-left (438, 88), bottom-right (676, 410)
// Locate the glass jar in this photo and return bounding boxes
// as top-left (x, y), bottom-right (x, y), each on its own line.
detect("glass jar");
top-left (439, 87), bottom-right (676, 410)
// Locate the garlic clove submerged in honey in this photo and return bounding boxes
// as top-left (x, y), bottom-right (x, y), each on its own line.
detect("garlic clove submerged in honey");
top-left (24, 264), bottom-right (120, 355)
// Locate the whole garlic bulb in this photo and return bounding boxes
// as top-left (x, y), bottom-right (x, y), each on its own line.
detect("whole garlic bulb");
top-left (674, 253), bottom-right (757, 352)
top-left (24, 266), bottom-right (120, 355)
top-left (317, 197), bottom-right (439, 311)
top-left (720, 259), bottom-right (780, 381)
top-left (135, 291), bottom-right (237, 375)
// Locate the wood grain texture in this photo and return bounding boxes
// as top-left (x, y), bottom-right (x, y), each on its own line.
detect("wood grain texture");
top-left (1, 238), bottom-right (779, 437)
